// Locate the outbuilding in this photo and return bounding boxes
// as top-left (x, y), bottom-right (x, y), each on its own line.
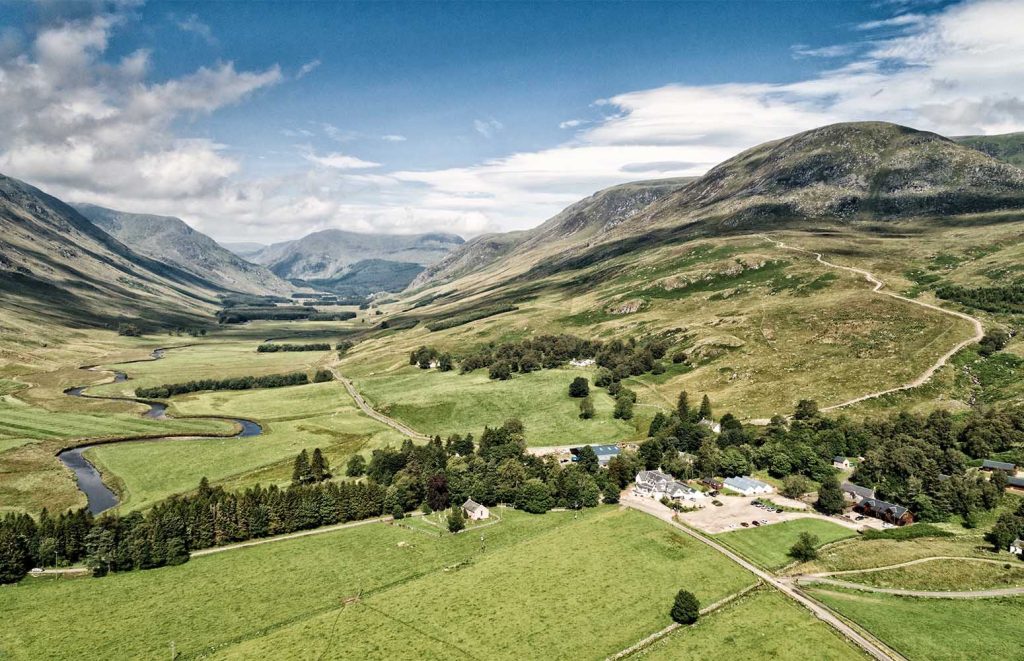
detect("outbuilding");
top-left (1006, 476), bottom-right (1024, 491)
top-left (854, 498), bottom-right (914, 526)
top-left (982, 459), bottom-right (1017, 473)
top-left (571, 444), bottom-right (620, 466)
top-left (722, 476), bottom-right (773, 496)
top-left (1011, 539), bottom-right (1024, 556)
top-left (832, 456), bottom-right (851, 470)
top-left (841, 481), bottom-right (876, 501)
top-left (462, 499), bottom-right (490, 521)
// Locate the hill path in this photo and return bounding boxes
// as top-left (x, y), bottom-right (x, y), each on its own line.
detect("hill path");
top-left (329, 366), bottom-right (431, 441)
top-left (622, 492), bottom-right (905, 661)
top-left (809, 555), bottom-right (1013, 578)
top-left (758, 234), bottom-right (984, 413)
top-left (794, 575), bottom-right (1024, 599)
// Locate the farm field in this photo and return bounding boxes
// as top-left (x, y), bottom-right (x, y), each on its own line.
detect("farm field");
top-left (715, 518), bottom-right (855, 569)
top-left (637, 588), bottom-right (865, 660)
top-left (809, 587), bottom-right (1024, 660)
top-left (793, 531), bottom-right (1004, 575)
top-left (353, 365), bottom-right (639, 446)
top-left (87, 380), bottom-right (405, 512)
top-left (839, 558), bottom-right (1024, 591)
top-left (0, 507), bottom-right (754, 660)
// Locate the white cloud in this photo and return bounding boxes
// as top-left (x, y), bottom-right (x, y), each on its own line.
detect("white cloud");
top-left (175, 13), bottom-right (217, 45)
top-left (473, 118), bottom-right (504, 138)
top-left (303, 150), bottom-right (381, 170)
top-left (856, 13), bottom-right (926, 31)
top-left (559, 119), bottom-right (586, 129)
top-left (297, 58), bottom-right (320, 79)
top-left (381, 134), bottom-right (407, 142)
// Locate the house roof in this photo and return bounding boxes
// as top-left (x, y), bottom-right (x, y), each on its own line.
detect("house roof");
top-left (859, 498), bottom-right (909, 519)
top-left (833, 456), bottom-right (848, 463)
top-left (982, 459), bottom-right (1016, 471)
top-left (1007, 476), bottom-right (1024, 488)
top-left (723, 476), bottom-right (770, 491)
top-left (571, 444), bottom-right (620, 457)
top-left (841, 482), bottom-right (875, 499)
top-left (462, 498), bottom-right (486, 514)
top-left (636, 470), bottom-right (696, 497)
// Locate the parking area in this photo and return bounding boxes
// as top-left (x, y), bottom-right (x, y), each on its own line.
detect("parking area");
top-left (672, 493), bottom-right (888, 534)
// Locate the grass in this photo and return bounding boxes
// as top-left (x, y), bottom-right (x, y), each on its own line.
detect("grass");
top-left (87, 380), bottom-right (404, 512)
top-left (794, 532), bottom-right (1001, 575)
top-left (715, 518), bottom-right (855, 569)
top-left (0, 507), bottom-right (754, 660)
top-left (809, 587), bottom-right (1024, 660)
top-left (842, 558), bottom-right (1024, 591)
top-left (354, 366), bottom-right (638, 446)
top-left (637, 588), bottom-right (864, 660)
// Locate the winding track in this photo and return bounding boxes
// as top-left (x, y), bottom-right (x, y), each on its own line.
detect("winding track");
top-left (794, 575), bottom-right (1024, 599)
top-left (758, 234), bottom-right (985, 413)
top-left (328, 366), bottom-right (431, 441)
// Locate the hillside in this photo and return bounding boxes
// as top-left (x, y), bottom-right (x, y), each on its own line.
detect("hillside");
top-left (0, 174), bottom-right (221, 328)
top-left (221, 242), bottom-right (267, 259)
top-left (250, 228), bottom-right (464, 295)
top-left (74, 204), bottom-right (291, 296)
top-left (956, 132), bottom-right (1024, 169)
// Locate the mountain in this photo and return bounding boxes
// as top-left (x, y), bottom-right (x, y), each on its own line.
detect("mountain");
top-left (956, 132), bottom-right (1024, 168)
top-left (74, 204), bottom-right (290, 296)
top-left (0, 174), bottom-right (224, 328)
top-left (410, 177), bottom-right (693, 289)
top-left (250, 229), bottom-right (464, 295)
top-left (221, 242), bottom-right (268, 259)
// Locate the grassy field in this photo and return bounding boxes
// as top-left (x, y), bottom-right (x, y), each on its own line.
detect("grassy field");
top-left (0, 507), bottom-right (755, 660)
top-left (637, 588), bottom-right (865, 660)
top-left (715, 518), bottom-right (855, 569)
top-left (354, 366), bottom-right (638, 446)
top-left (840, 559), bottom-right (1024, 591)
top-left (794, 531), bottom-right (1003, 575)
top-left (809, 587), bottom-right (1024, 660)
top-left (86, 380), bottom-right (405, 512)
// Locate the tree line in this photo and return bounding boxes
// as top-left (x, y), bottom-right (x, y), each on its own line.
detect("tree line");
top-left (135, 370), bottom-right (332, 399)
top-left (257, 343), bottom-right (332, 353)
top-left (424, 304), bottom-right (518, 332)
top-left (937, 281), bottom-right (1024, 314)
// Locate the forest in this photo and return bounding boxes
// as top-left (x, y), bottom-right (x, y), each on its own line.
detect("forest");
top-left (135, 370), bottom-right (332, 399)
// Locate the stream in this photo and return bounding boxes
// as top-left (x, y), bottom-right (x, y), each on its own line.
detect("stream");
top-left (58, 348), bottom-right (263, 515)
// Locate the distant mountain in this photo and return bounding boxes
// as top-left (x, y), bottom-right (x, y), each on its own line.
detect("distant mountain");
top-left (956, 133), bottom-right (1024, 168)
top-left (74, 204), bottom-right (291, 296)
top-left (221, 242), bottom-right (268, 260)
top-left (249, 229), bottom-right (464, 295)
top-left (411, 178), bottom-right (693, 289)
top-left (0, 174), bottom-right (223, 328)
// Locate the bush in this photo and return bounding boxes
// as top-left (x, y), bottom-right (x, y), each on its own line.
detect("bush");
top-left (788, 532), bottom-right (820, 562)
top-left (117, 323), bottom-right (141, 337)
top-left (670, 589), bottom-right (700, 625)
top-left (447, 506), bottom-right (465, 533)
top-left (569, 377), bottom-right (590, 398)
top-left (312, 369), bottom-right (334, 383)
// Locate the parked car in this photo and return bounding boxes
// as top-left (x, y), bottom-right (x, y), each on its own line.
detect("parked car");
top-left (751, 520), bottom-right (760, 526)
top-left (855, 515), bottom-right (865, 521)
top-left (741, 522), bottom-right (750, 527)
top-left (759, 519), bottom-right (768, 524)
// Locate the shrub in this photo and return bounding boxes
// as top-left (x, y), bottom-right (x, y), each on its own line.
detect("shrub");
top-left (670, 589), bottom-right (700, 625)
top-left (569, 377), bottom-right (590, 398)
top-left (788, 532), bottom-right (820, 562)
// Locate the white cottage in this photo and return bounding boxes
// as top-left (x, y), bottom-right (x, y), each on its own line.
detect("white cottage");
top-left (462, 499), bottom-right (490, 521)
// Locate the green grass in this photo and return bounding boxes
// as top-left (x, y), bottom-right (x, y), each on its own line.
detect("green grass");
top-left (810, 587), bottom-right (1024, 660)
top-left (87, 381), bottom-right (404, 512)
top-left (842, 558), bottom-right (1024, 591)
top-left (0, 508), bottom-right (754, 660)
top-left (715, 518), bottom-right (855, 569)
top-left (637, 588), bottom-right (864, 660)
top-left (355, 366), bottom-right (638, 446)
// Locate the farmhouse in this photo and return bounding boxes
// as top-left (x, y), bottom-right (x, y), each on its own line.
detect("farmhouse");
top-left (1011, 539), bottom-right (1024, 556)
top-left (634, 470), bottom-right (708, 503)
top-left (981, 459), bottom-right (1017, 473)
top-left (462, 499), bottom-right (490, 521)
top-left (571, 444), bottom-right (620, 466)
top-left (841, 481), bottom-right (875, 501)
top-left (854, 498), bottom-right (914, 526)
top-left (722, 476), bottom-right (773, 496)
top-left (832, 456), bottom-right (851, 470)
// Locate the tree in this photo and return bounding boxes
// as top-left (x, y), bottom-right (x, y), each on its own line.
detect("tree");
top-left (447, 505), bottom-right (465, 533)
top-left (426, 474), bottom-right (450, 511)
top-left (516, 479), bottom-right (554, 514)
top-left (576, 445), bottom-right (599, 474)
top-left (438, 353), bottom-right (454, 371)
top-left (676, 391), bottom-right (691, 420)
top-left (815, 474), bottom-right (845, 515)
top-left (569, 377), bottom-right (590, 398)
top-left (781, 475), bottom-right (811, 499)
top-left (794, 399), bottom-right (819, 421)
top-left (788, 532), bottom-right (820, 562)
top-left (670, 589), bottom-right (700, 625)
top-left (310, 448), bottom-right (331, 482)
top-left (489, 361), bottom-right (512, 380)
top-left (346, 454), bottom-right (366, 477)
top-left (613, 394), bottom-right (634, 420)
top-left (639, 440), bottom-right (663, 470)
top-left (292, 449), bottom-right (313, 485)
top-left (698, 394), bottom-right (712, 421)
top-left (579, 396), bottom-right (595, 420)
top-left (117, 322), bottom-right (141, 337)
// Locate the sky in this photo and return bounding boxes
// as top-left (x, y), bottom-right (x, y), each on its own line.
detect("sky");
top-left (1, 0), bottom-right (1024, 244)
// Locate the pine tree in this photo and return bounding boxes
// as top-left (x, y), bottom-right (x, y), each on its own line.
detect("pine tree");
top-left (346, 454), bottom-right (366, 477)
top-left (670, 589), bottom-right (700, 625)
top-left (311, 448), bottom-right (331, 482)
top-left (676, 391), bottom-right (690, 419)
top-left (698, 394), bottom-right (712, 421)
top-left (447, 505), bottom-right (465, 533)
top-left (815, 474), bottom-right (846, 515)
top-left (292, 449), bottom-right (313, 485)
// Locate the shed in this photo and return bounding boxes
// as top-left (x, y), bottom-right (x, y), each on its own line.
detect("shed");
top-left (1006, 476), bottom-right (1024, 491)
top-left (462, 499), bottom-right (490, 521)
top-left (722, 476), bottom-right (773, 496)
top-left (572, 444), bottom-right (620, 466)
top-left (841, 481), bottom-right (875, 501)
top-left (982, 459), bottom-right (1017, 473)
top-left (832, 456), bottom-right (851, 470)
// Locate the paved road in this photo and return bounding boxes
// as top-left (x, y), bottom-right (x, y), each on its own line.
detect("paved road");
top-left (622, 492), bottom-right (903, 661)
top-left (758, 234), bottom-right (984, 414)
top-left (329, 366), bottom-right (431, 441)
top-left (795, 575), bottom-right (1024, 599)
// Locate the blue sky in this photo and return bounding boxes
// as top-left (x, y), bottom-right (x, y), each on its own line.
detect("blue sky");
top-left (1, 0), bottom-right (1021, 242)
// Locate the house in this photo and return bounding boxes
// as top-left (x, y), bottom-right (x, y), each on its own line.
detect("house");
top-left (1011, 539), bottom-right (1024, 556)
top-left (854, 498), bottom-right (914, 526)
top-left (462, 499), bottom-right (490, 521)
top-left (698, 418), bottom-right (722, 434)
top-left (832, 456), bottom-right (851, 470)
top-left (1006, 476), bottom-right (1024, 491)
top-left (981, 459), bottom-right (1017, 473)
top-left (722, 476), bottom-right (773, 496)
top-left (841, 481), bottom-right (876, 502)
top-left (634, 470), bottom-right (707, 504)
top-left (570, 444), bottom-right (620, 466)
top-left (701, 478), bottom-right (724, 491)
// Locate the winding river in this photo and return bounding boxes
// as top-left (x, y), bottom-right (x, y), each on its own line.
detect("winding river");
top-left (59, 348), bottom-right (263, 515)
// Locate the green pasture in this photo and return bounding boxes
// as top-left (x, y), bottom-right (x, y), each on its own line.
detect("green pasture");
top-left (715, 518), bottom-right (855, 569)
